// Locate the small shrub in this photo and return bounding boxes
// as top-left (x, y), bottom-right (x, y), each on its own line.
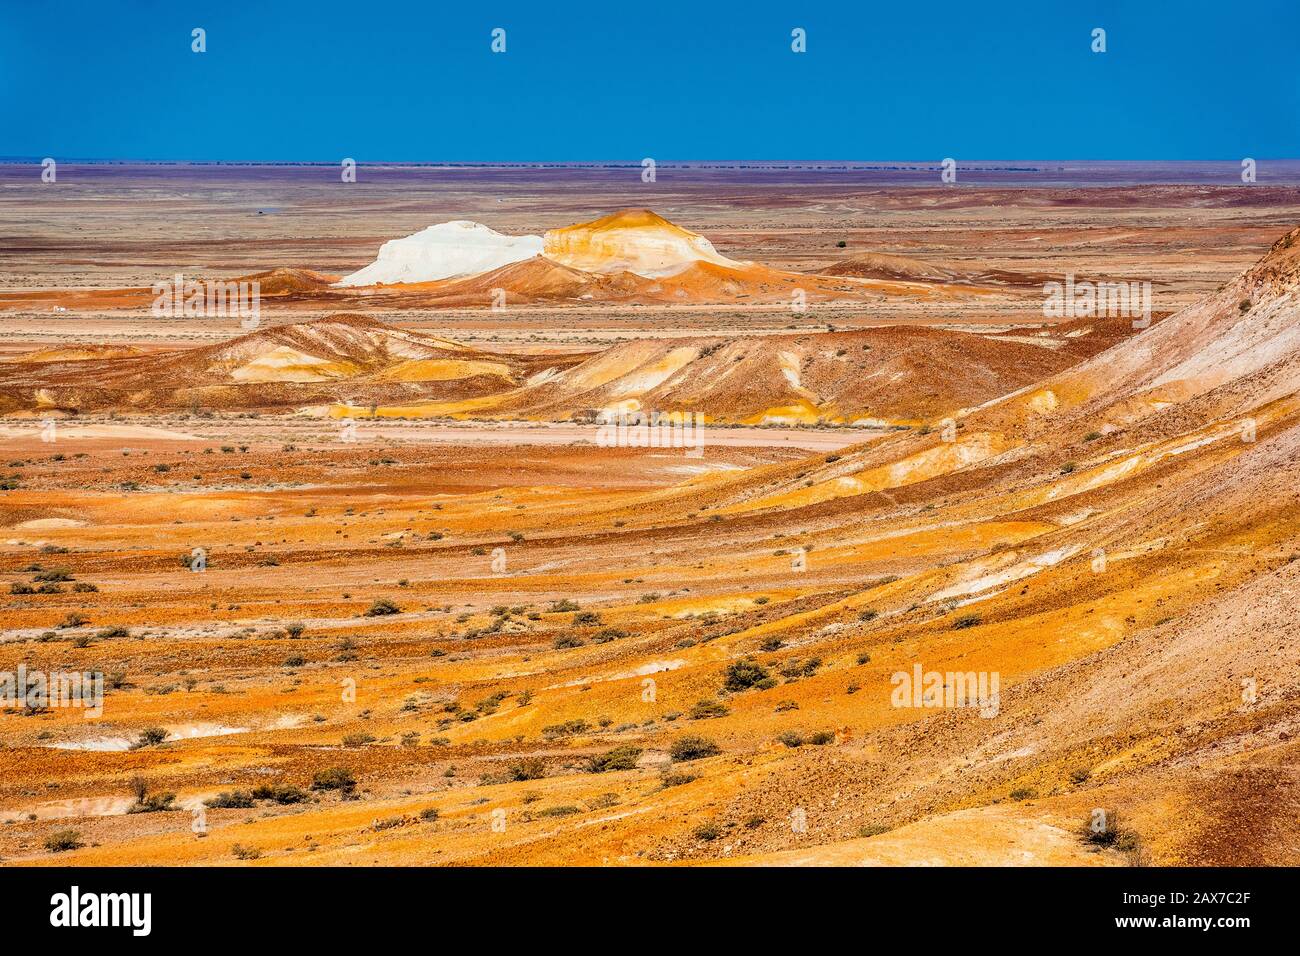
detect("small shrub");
top-left (131, 727), bottom-right (168, 749)
top-left (541, 718), bottom-right (590, 738)
top-left (251, 783), bottom-right (308, 804)
top-left (693, 822), bottom-right (722, 841)
top-left (311, 767), bottom-right (356, 793)
top-left (364, 598), bottom-right (400, 617)
top-left (660, 771), bottom-right (698, 788)
top-left (45, 829), bottom-right (83, 853)
top-left (1081, 810), bottom-right (1145, 864)
top-left (669, 735), bottom-right (721, 762)
top-left (588, 745), bottom-right (642, 773)
top-left (507, 758), bottom-right (547, 781)
top-left (127, 791), bottom-right (177, 814)
top-left (723, 657), bottom-right (770, 692)
top-left (205, 790), bottom-right (255, 809)
top-left (689, 698), bottom-right (729, 720)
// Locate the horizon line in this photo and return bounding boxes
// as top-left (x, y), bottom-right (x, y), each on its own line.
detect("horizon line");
top-left (4, 158), bottom-right (1299, 167)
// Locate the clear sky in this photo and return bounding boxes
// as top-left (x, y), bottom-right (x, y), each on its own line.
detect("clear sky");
top-left (2, 0), bottom-right (1297, 162)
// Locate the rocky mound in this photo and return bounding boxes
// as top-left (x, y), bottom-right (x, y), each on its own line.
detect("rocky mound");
top-left (10, 344), bottom-right (147, 363)
top-left (0, 314), bottom-right (582, 414)
top-left (237, 268), bottom-right (340, 294)
top-left (543, 208), bottom-right (741, 277)
top-left (425, 324), bottom-right (1129, 424)
top-left (336, 221), bottom-right (543, 287)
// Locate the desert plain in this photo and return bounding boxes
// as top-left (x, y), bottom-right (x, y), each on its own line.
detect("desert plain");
top-left (0, 161), bottom-right (1298, 866)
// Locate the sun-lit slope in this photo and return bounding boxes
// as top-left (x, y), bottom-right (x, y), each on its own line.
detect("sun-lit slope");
top-left (467, 327), bottom-right (1080, 425)
top-left (9, 344), bottom-right (147, 363)
top-left (965, 225), bottom-right (1300, 439)
top-left (0, 314), bottom-right (585, 414)
top-left (401, 255), bottom-right (668, 306)
top-left (543, 208), bottom-right (741, 277)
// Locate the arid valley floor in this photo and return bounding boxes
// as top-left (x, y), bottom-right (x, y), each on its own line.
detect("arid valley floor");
top-left (1, 163), bottom-right (1298, 866)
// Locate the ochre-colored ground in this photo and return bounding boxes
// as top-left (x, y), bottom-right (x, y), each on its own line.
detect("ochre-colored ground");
top-left (1, 170), bottom-right (1297, 867)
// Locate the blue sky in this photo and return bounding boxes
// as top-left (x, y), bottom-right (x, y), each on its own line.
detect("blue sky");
top-left (2, 0), bottom-right (1297, 161)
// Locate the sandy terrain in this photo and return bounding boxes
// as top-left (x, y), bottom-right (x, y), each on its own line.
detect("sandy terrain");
top-left (1, 164), bottom-right (1297, 868)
